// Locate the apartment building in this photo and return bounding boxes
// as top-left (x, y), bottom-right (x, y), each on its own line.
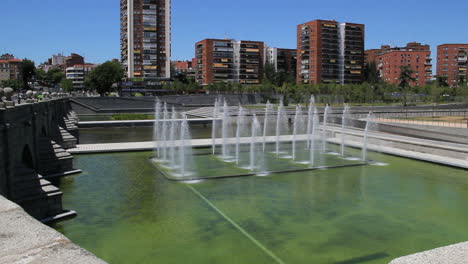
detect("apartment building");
top-left (0, 54), bottom-right (23, 82)
top-left (120, 0), bottom-right (171, 81)
top-left (437, 44), bottom-right (468, 86)
top-left (195, 39), bottom-right (264, 85)
top-left (297, 20), bottom-right (365, 85)
top-left (65, 64), bottom-right (96, 90)
top-left (371, 42), bottom-right (432, 86)
top-left (173, 60), bottom-right (196, 79)
top-left (265, 47), bottom-right (297, 80)
top-left (65, 53), bottom-right (85, 68)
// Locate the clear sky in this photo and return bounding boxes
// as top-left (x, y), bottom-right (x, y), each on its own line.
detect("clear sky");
top-left (1, 0), bottom-right (467, 67)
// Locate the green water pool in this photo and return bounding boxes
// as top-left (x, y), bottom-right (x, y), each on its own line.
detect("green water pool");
top-left (53, 150), bottom-right (468, 264)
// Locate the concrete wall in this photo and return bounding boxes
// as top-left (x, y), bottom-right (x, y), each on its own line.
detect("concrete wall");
top-left (0, 112), bottom-right (7, 197)
top-left (71, 94), bottom-right (268, 114)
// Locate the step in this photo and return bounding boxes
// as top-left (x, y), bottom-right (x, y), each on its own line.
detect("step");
top-left (13, 173), bottom-right (44, 184)
top-left (15, 186), bottom-right (61, 202)
top-left (13, 179), bottom-right (53, 194)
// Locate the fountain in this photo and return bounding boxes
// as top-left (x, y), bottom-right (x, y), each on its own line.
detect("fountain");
top-left (161, 103), bottom-right (169, 161)
top-left (262, 101), bottom-right (273, 152)
top-left (153, 99), bottom-right (162, 158)
top-left (310, 107), bottom-right (319, 167)
top-left (306, 95), bottom-right (315, 148)
top-left (221, 100), bottom-right (232, 160)
top-left (152, 98), bottom-right (375, 181)
top-left (211, 98), bottom-right (220, 154)
top-left (177, 113), bottom-right (193, 177)
top-left (249, 114), bottom-right (262, 172)
top-left (235, 106), bottom-right (246, 165)
top-left (275, 99), bottom-right (287, 155)
top-left (362, 112), bottom-right (375, 162)
top-left (322, 105), bottom-right (330, 153)
top-left (341, 104), bottom-right (350, 157)
top-left (292, 105), bottom-right (304, 160)
top-left (169, 107), bottom-right (179, 168)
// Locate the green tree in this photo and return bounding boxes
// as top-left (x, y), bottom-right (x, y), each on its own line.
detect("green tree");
top-left (436, 75), bottom-right (449, 87)
top-left (364, 61), bottom-right (381, 83)
top-left (398, 66), bottom-right (416, 106)
top-left (264, 62), bottom-right (276, 84)
top-left (85, 61), bottom-right (124, 95)
top-left (22, 59), bottom-right (36, 89)
top-left (35, 68), bottom-right (47, 83)
top-left (60, 79), bottom-right (74, 92)
top-left (1, 79), bottom-right (23, 90)
top-left (46, 68), bottom-right (65, 84)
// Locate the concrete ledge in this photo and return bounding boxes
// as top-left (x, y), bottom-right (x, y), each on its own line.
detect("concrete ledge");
top-left (0, 195), bottom-right (106, 264)
top-left (389, 242), bottom-right (468, 264)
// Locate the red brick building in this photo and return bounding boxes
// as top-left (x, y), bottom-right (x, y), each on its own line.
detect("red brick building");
top-left (365, 46), bottom-right (390, 65)
top-left (173, 60), bottom-right (193, 73)
top-left (372, 42), bottom-right (432, 86)
top-left (437, 44), bottom-right (468, 86)
top-left (64, 53), bottom-right (85, 68)
top-left (195, 39), bottom-right (264, 86)
top-left (297, 20), bottom-right (365, 85)
top-left (173, 60), bottom-right (196, 79)
top-left (0, 54), bottom-right (23, 81)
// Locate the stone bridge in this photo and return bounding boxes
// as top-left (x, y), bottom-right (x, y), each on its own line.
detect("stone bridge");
top-left (0, 98), bottom-right (80, 223)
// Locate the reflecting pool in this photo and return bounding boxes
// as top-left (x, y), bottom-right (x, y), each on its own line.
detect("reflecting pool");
top-left (54, 150), bottom-right (468, 264)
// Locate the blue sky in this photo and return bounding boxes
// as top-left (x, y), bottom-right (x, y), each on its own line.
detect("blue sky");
top-left (1, 0), bottom-right (467, 67)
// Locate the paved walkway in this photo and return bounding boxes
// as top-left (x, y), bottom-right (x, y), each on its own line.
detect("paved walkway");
top-left (0, 195), bottom-right (106, 264)
top-left (68, 135), bottom-right (310, 154)
top-left (328, 138), bottom-right (468, 170)
top-left (389, 241), bottom-right (468, 264)
top-left (375, 117), bottom-right (467, 128)
top-left (78, 118), bottom-right (219, 128)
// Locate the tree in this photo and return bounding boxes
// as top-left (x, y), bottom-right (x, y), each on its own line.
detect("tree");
top-left (46, 68), bottom-right (65, 85)
top-left (22, 59), bottom-right (36, 89)
top-left (436, 75), bottom-right (448, 87)
top-left (85, 61), bottom-right (124, 95)
top-left (364, 61), bottom-right (381, 83)
top-left (35, 68), bottom-right (47, 84)
top-left (264, 62), bottom-right (276, 84)
top-left (1, 79), bottom-right (23, 90)
top-left (399, 66), bottom-right (416, 106)
top-left (60, 79), bottom-right (74, 92)
top-left (263, 61), bottom-right (295, 87)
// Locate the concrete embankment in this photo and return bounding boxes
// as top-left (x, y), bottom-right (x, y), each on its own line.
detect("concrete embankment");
top-left (0, 195), bottom-right (106, 264)
top-left (388, 242), bottom-right (468, 264)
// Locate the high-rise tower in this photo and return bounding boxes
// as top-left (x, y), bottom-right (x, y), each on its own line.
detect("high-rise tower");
top-left (297, 20), bottom-right (365, 85)
top-left (120, 0), bottom-right (171, 81)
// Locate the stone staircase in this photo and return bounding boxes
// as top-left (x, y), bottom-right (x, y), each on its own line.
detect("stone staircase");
top-left (11, 166), bottom-right (63, 221)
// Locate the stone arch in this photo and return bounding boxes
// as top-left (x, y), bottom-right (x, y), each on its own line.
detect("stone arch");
top-left (21, 145), bottom-right (34, 169)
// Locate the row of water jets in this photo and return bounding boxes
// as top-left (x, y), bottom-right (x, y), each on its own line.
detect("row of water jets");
top-left (153, 97), bottom-right (375, 178)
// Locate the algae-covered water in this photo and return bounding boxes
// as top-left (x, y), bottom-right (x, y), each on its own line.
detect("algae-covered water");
top-left (54, 150), bottom-right (468, 264)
